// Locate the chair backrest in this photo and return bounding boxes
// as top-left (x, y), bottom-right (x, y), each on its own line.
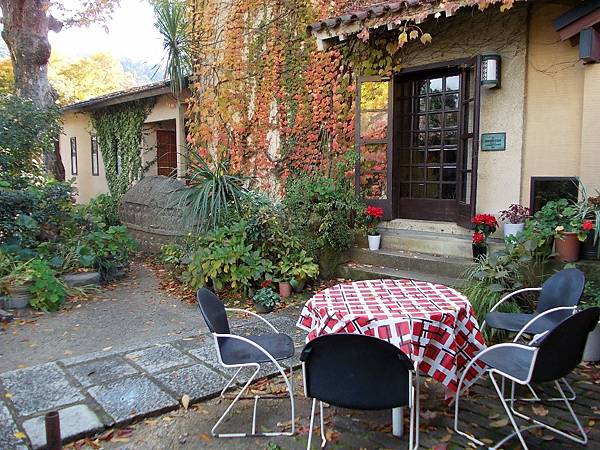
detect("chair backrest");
top-left (196, 288), bottom-right (230, 335)
top-left (300, 334), bottom-right (413, 410)
top-left (536, 268), bottom-right (585, 313)
top-left (531, 307), bottom-right (599, 383)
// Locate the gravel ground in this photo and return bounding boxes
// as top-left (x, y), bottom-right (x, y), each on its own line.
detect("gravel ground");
top-left (0, 261), bottom-right (202, 373)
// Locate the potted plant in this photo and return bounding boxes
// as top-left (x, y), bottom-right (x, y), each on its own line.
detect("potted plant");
top-left (548, 199), bottom-right (589, 262)
top-left (252, 286), bottom-right (281, 314)
top-left (582, 281), bottom-right (600, 362)
top-left (364, 206), bottom-right (384, 251)
top-left (0, 259), bottom-right (35, 309)
top-left (499, 204), bottom-right (530, 238)
top-left (471, 213), bottom-right (498, 261)
top-left (280, 251), bottom-right (319, 293)
top-left (581, 191), bottom-right (599, 260)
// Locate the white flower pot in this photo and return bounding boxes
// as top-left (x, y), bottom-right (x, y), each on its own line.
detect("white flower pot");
top-left (368, 234), bottom-right (381, 251)
top-left (504, 222), bottom-right (525, 239)
top-left (583, 322), bottom-right (600, 362)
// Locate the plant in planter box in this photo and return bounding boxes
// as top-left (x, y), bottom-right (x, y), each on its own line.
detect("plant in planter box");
top-left (252, 286), bottom-right (281, 314)
top-left (471, 214), bottom-right (498, 261)
top-left (499, 204), bottom-right (530, 238)
top-left (579, 187), bottom-right (600, 259)
top-left (0, 257), bottom-right (34, 308)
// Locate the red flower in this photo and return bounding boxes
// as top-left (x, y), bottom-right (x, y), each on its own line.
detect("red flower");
top-left (583, 220), bottom-right (594, 232)
top-left (367, 206), bottom-right (384, 219)
top-left (260, 279), bottom-right (273, 288)
top-left (472, 231), bottom-right (485, 245)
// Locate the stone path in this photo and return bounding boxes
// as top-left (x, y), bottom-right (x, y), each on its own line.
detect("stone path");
top-left (0, 308), bottom-right (306, 449)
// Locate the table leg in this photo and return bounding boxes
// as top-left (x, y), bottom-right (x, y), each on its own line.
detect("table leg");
top-left (392, 407), bottom-right (404, 437)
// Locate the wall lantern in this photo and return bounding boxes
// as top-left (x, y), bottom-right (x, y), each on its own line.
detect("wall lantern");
top-left (481, 53), bottom-right (501, 89)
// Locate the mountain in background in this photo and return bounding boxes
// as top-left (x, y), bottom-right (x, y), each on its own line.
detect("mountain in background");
top-left (121, 58), bottom-right (164, 85)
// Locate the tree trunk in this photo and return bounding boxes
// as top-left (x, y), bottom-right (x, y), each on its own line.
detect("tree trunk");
top-left (0, 0), bottom-right (65, 180)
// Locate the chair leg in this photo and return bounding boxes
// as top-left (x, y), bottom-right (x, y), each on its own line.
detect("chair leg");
top-left (489, 373), bottom-right (530, 450)
top-left (509, 378), bottom-right (588, 445)
top-left (319, 401), bottom-right (326, 448)
top-left (306, 398), bottom-right (317, 450)
top-left (413, 370), bottom-right (420, 450)
top-left (221, 367), bottom-right (243, 397)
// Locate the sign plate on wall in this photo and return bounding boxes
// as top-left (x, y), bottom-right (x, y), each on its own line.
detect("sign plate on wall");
top-left (481, 132), bottom-right (506, 151)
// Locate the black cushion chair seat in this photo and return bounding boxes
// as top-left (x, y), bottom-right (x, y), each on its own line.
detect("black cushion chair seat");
top-left (218, 333), bottom-right (294, 365)
top-left (484, 310), bottom-right (572, 335)
top-left (478, 345), bottom-right (537, 383)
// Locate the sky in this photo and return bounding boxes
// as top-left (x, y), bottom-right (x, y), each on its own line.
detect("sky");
top-left (49, 0), bottom-right (165, 67)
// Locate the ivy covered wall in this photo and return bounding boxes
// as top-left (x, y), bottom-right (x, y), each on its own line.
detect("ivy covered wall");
top-left (186, 0), bottom-right (518, 195)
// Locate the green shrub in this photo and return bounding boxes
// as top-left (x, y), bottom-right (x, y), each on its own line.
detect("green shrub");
top-left (82, 225), bottom-right (137, 278)
top-left (182, 221), bottom-right (273, 294)
top-left (252, 287), bottom-right (280, 310)
top-left (283, 173), bottom-right (363, 260)
top-left (28, 259), bottom-right (67, 312)
top-left (85, 193), bottom-right (121, 227)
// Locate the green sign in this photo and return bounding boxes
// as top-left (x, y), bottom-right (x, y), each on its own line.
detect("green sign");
top-left (481, 132), bottom-right (506, 151)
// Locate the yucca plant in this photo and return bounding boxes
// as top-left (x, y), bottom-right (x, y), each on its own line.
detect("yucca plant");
top-left (153, 0), bottom-right (191, 95)
top-left (171, 151), bottom-right (248, 233)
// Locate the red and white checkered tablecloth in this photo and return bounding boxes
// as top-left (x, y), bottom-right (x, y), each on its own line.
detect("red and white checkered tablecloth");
top-left (296, 278), bottom-right (486, 396)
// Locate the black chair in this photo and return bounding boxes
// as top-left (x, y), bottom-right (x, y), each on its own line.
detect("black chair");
top-left (455, 307), bottom-right (600, 449)
top-left (196, 288), bottom-right (295, 438)
top-left (300, 334), bottom-right (419, 449)
top-left (482, 268), bottom-right (585, 335)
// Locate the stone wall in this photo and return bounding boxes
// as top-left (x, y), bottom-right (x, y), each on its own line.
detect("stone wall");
top-left (118, 175), bottom-right (189, 254)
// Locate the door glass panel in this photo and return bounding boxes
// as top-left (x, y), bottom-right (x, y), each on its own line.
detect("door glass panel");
top-left (443, 167), bottom-right (457, 181)
top-left (446, 75), bottom-right (460, 91)
top-left (444, 148), bottom-right (457, 163)
top-left (360, 143), bottom-right (388, 199)
top-left (429, 95), bottom-right (443, 111)
top-left (445, 112), bottom-right (458, 128)
top-left (442, 184), bottom-right (456, 199)
top-left (360, 111), bottom-right (388, 139)
top-left (427, 168), bottom-right (441, 181)
top-left (429, 113), bottom-right (442, 128)
top-left (413, 148), bottom-right (425, 163)
top-left (444, 130), bottom-right (458, 146)
top-left (444, 93), bottom-right (459, 110)
top-left (412, 183), bottom-right (427, 198)
top-left (427, 184), bottom-right (440, 198)
top-left (361, 82), bottom-right (388, 109)
top-left (428, 131), bottom-right (442, 146)
top-left (427, 149), bottom-right (441, 164)
top-left (411, 166), bottom-right (425, 180)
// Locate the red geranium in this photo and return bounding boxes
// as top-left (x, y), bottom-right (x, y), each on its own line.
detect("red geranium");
top-left (367, 206), bottom-right (384, 219)
top-left (472, 231), bottom-right (485, 245)
top-left (583, 220), bottom-right (594, 232)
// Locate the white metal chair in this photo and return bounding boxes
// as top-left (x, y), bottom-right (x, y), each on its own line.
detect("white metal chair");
top-left (455, 307), bottom-right (600, 449)
top-left (196, 288), bottom-right (295, 438)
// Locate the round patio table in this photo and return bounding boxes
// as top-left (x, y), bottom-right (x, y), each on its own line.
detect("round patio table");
top-left (296, 278), bottom-right (487, 436)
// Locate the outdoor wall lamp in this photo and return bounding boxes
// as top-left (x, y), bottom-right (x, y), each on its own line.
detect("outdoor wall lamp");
top-left (481, 53), bottom-right (501, 89)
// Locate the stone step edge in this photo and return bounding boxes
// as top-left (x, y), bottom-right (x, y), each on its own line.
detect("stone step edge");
top-left (350, 247), bottom-right (474, 265)
top-left (339, 262), bottom-right (463, 288)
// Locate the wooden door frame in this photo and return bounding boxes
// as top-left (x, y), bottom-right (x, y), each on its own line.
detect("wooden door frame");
top-left (156, 129), bottom-right (177, 177)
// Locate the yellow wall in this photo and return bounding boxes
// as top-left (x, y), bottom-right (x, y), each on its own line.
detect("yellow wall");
top-left (522, 0), bottom-right (600, 204)
top-left (60, 92), bottom-right (186, 203)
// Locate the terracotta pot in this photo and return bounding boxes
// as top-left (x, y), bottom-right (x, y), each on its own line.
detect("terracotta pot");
top-left (472, 244), bottom-right (487, 261)
top-left (290, 278), bottom-right (306, 293)
top-left (278, 282), bottom-right (292, 298)
top-left (555, 231), bottom-right (581, 262)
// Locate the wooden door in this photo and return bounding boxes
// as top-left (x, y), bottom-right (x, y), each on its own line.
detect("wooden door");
top-left (395, 70), bottom-right (462, 221)
top-left (156, 130), bottom-right (177, 177)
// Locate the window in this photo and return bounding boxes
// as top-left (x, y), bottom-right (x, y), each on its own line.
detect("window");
top-left (530, 177), bottom-right (579, 213)
top-left (91, 136), bottom-right (99, 176)
top-left (115, 147), bottom-right (122, 175)
top-left (70, 137), bottom-right (78, 175)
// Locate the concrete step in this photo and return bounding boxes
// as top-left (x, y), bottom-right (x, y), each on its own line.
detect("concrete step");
top-left (358, 228), bottom-right (505, 259)
top-left (338, 262), bottom-right (462, 287)
top-left (380, 218), bottom-right (471, 235)
top-left (349, 247), bottom-right (472, 279)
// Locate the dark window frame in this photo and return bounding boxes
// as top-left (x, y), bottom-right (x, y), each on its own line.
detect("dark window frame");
top-left (91, 135), bottom-right (99, 176)
top-left (530, 176), bottom-right (580, 213)
top-left (70, 137), bottom-right (78, 175)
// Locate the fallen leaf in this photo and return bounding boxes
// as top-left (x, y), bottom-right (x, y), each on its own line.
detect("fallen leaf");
top-left (14, 432), bottom-right (26, 439)
top-left (440, 433), bottom-right (452, 442)
top-left (490, 418), bottom-right (509, 428)
top-left (102, 346), bottom-right (112, 352)
top-left (199, 432), bottom-right (210, 441)
top-left (420, 410), bottom-right (438, 420)
top-left (532, 404), bottom-right (549, 417)
top-left (4, 393), bottom-right (12, 399)
top-left (181, 394), bottom-right (190, 410)
top-left (17, 364), bottom-right (26, 369)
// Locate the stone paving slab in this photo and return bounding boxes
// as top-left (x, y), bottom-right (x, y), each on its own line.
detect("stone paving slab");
top-left (22, 404), bottom-right (103, 449)
top-left (154, 364), bottom-right (227, 401)
top-left (125, 344), bottom-right (194, 373)
top-left (0, 363), bottom-right (85, 417)
top-left (66, 356), bottom-right (139, 388)
top-left (88, 375), bottom-right (178, 424)
top-left (0, 306), bottom-right (308, 448)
